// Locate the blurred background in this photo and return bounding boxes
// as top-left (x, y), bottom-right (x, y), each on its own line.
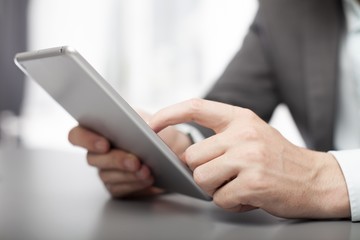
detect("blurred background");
top-left (0, 0), bottom-right (304, 151)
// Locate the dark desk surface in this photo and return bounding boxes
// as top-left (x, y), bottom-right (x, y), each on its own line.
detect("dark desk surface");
top-left (0, 147), bottom-right (358, 240)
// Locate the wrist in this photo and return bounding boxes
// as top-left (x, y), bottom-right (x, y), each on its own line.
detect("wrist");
top-left (306, 150), bottom-right (351, 219)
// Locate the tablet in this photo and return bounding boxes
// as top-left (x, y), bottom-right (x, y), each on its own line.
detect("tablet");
top-left (15, 46), bottom-right (211, 201)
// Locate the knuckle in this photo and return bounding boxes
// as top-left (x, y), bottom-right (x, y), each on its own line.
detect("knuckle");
top-left (113, 152), bottom-right (124, 169)
top-left (239, 127), bottom-right (259, 141)
top-left (246, 143), bottom-right (268, 162)
top-left (110, 151), bottom-right (127, 169)
top-left (232, 106), bottom-right (243, 118)
top-left (212, 196), bottom-right (222, 208)
top-left (244, 148), bottom-right (262, 162)
top-left (86, 153), bottom-right (97, 167)
top-left (247, 170), bottom-right (267, 192)
top-left (213, 193), bottom-right (228, 209)
top-left (241, 108), bottom-right (257, 119)
top-left (67, 128), bottom-right (77, 144)
top-left (188, 98), bottom-right (204, 114)
top-left (183, 148), bottom-right (195, 169)
top-left (125, 153), bottom-right (141, 170)
top-left (214, 190), bottom-right (249, 209)
top-left (256, 143), bottom-right (268, 159)
top-left (193, 167), bottom-right (208, 187)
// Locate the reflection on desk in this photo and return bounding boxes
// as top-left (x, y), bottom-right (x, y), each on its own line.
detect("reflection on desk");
top-left (0, 147), bottom-right (358, 240)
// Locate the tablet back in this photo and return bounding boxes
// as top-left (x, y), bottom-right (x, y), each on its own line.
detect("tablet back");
top-left (15, 46), bottom-right (210, 201)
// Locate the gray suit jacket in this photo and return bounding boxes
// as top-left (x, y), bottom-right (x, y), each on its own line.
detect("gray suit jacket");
top-left (0, 0), bottom-right (28, 116)
top-left (195, 0), bottom-right (344, 151)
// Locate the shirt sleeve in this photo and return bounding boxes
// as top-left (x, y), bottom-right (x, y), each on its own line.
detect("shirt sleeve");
top-left (175, 123), bottom-right (205, 144)
top-left (330, 149), bottom-right (360, 222)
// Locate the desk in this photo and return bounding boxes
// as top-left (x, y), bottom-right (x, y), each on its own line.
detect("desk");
top-left (0, 148), bottom-right (358, 240)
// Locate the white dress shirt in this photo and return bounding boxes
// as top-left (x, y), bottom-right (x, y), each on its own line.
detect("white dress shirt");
top-left (332, 0), bottom-right (360, 222)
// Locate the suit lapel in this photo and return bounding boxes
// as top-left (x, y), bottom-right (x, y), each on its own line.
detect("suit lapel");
top-left (303, 0), bottom-right (344, 150)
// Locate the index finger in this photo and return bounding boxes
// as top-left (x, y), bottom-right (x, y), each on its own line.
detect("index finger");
top-left (149, 99), bottom-right (235, 133)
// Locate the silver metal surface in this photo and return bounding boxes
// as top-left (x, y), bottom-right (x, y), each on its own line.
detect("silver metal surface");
top-left (0, 148), bottom-right (358, 240)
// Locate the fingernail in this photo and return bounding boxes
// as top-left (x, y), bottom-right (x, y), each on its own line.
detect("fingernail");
top-left (125, 158), bottom-right (136, 171)
top-left (95, 140), bottom-right (107, 152)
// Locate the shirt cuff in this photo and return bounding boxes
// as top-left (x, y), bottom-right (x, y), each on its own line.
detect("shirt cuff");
top-left (330, 149), bottom-right (360, 222)
top-left (175, 123), bottom-right (205, 144)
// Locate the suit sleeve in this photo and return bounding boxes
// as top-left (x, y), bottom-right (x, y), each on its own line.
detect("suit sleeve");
top-left (190, 4), bottom-right (281, 138)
